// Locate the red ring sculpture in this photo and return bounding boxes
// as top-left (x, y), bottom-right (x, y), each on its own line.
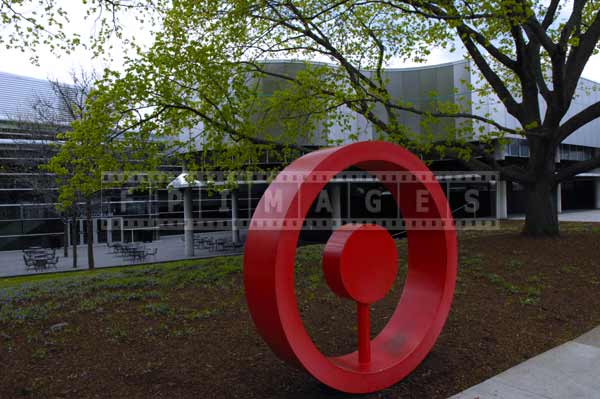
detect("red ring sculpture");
top-left (244, 141), bottom-right (457, 393)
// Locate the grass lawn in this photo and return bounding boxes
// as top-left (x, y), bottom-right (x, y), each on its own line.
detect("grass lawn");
top-left (1, 221), bottom-right (599, 398)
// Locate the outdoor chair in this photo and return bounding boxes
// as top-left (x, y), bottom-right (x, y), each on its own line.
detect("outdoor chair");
top-left (223, 239), bottom-right (245, 251)
top-left (203, 238), bottom-right (215, 250)
top-left (112, 243), bottom-right (126, 257)
top-left (106, 242), bottom-right (117, 253)
top-left (46, 256), bottom-right (59, 269)
top-left (23, 254), bottom-right (36, 271)
top-left (145, 248), bottom-right (158, 259)
top-left (213, 238), bottom-right (226, 252)
top-left (193, 237), bottom-right (206, 250)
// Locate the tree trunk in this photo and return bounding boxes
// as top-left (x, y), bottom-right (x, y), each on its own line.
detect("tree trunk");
top-left (63, 221), bottom-right (68, 258)
top-left (523, 178), bottom-right (559, 236)
top-left (522, 135), bottom-right (560, 237)
top-left (72, 215), bottom-right (78, 268)
top-left (86, 201), bottom-right (95, 270)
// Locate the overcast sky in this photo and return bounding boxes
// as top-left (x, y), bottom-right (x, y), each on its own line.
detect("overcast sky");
top-left (0, 4), bottom-right (599, 84)
top-left (0, 2), bottom-right (149, 82)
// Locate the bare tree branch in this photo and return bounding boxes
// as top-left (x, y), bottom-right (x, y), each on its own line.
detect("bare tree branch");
top-left (555, 101), bottom-right (600, 144)
top-left (542, 0), bottom-right (561, 29)
top-left (555, 156), bottom-right (600, 181)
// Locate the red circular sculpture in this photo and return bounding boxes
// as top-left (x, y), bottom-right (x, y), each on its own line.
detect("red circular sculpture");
top-left (244, 141), bottom-right (457, 393)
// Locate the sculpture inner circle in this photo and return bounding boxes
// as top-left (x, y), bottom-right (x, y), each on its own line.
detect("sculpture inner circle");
top-left (243, 141), bottom-right (457, 393)
top-left (323, 223), bottom-right (398, 305)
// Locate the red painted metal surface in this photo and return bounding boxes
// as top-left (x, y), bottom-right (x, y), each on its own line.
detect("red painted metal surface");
top-left (243, 141), bottom-right (457, 393)
top-left (323, 224), bottom-right (398, 304)
top-left (323, 223), bottom-right (398, 368)
top-left (357, 302), bottom-right (371, 366)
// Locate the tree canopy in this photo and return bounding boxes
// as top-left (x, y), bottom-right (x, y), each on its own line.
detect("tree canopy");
top-left (44, 81), bottom-right (163, 214)
top-left (81, 2), bottom-right (596, 159)
top-left (77, 1), bottom-right (600, 236)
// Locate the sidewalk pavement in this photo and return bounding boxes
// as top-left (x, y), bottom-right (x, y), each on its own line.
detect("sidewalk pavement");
top-left (510, 209), bottom-right (600, 223)
top-left (450, 326), bottom-right (600, 399)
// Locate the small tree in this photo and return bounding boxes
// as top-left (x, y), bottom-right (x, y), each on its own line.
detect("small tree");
top-left (45, 80), bottom-right (164, 269)
top-left (46, 123), bottom-right (104, 268)
top-left (25, 70), bottom-right (98, 266)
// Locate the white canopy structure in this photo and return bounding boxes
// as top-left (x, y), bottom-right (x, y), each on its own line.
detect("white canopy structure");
top-left (166, 172), bottom-right (202, 189)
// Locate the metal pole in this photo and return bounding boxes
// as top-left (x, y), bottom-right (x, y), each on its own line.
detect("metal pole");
top-left (184, 187), bottom-right (194, 256)
top-left (79, 219), bottom-right (85, 245)
top-left (107, 218), bottom-right (112, 244)
top-left (231, 189), bottom-right (239, 244)
top-left (496, 180), bottom-right (508, 219)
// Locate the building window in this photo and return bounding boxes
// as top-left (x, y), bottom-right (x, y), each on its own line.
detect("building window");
top-left (506, 138), bottom-right (529, 158)
top-left (559, 143), bottom-right (594, 161)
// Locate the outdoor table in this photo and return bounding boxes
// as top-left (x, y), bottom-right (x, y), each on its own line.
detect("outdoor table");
top-left (125, 245), bottom-right (147, 263)
top-left (30, 256), bottom-right (50, 270)
top-left (24, 247), bottom-right (45, 255)
top-left (23, 247), bottom-right (58, 271)
top-left (213, 238), bottom-right (225, 252)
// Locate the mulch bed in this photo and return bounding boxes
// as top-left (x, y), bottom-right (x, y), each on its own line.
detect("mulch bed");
top-left (1, 223), bottom-right (599, 398)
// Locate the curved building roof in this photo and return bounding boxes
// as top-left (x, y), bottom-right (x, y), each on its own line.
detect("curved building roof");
top-left (0, 71), bottom-right (73, 125)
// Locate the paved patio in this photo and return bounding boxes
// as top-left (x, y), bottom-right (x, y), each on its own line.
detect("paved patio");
top-left (556, 209), bottom-right (600, 222)
top-left (450, 325), bottom-right (600, 398)
top-left (510, 209), bottom-right (600, 223)
top-left (0, 231), bottom-right (245, 278)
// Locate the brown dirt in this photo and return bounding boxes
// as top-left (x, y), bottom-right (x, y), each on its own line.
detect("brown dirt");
top-left (1, 222), bottom-right (599, 398)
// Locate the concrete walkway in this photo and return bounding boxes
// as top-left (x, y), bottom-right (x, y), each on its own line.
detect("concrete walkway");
top-left (510, 209), bottom-right (600, 222)
top-left (450, 326), bottom-right (600, 399)
top-left (556, 209), bottom-right (600, 222)
top-left (0, 231), bottom-right (245, 278)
